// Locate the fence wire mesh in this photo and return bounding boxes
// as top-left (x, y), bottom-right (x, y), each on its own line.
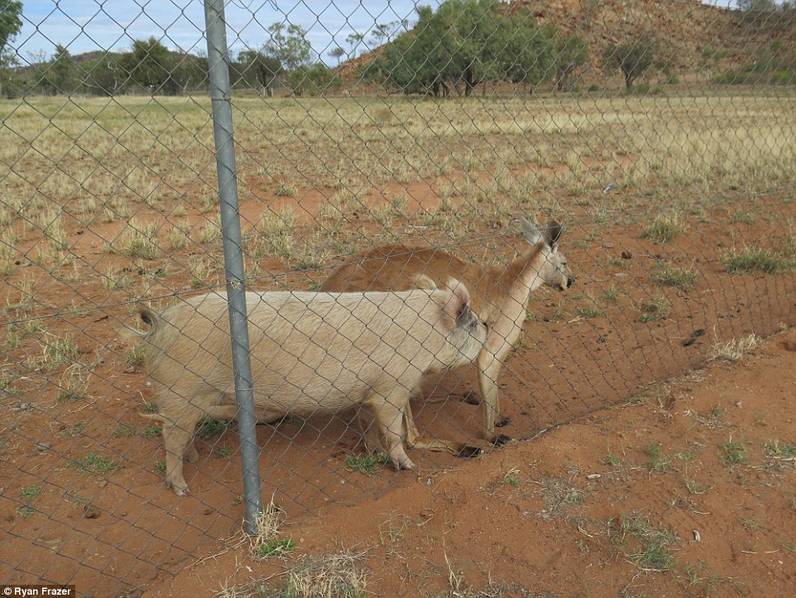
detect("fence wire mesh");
top-left (1, 0), bottom-right (795, 595)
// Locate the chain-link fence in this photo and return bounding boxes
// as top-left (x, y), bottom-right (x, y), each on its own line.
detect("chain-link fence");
top-left (1, 0), bottom-right (794, 595)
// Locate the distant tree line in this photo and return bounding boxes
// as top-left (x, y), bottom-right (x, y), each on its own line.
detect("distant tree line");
top-left (2, 0), bottom-right (793, 99)
top-left (1, 23), bottom-right (340, 98)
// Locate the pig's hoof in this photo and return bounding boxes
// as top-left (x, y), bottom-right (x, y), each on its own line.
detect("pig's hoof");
top-left (491, 434), bottom-right (511, 448)
top-left (456, 445), bottom-right (482, 459)
top-left (496, 416), bottom-right (511, 428)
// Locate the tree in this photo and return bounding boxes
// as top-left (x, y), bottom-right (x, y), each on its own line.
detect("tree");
top-left (552, 34), bottom-right (588, 91)
top-left (370, 23), bottom-right (391, 45)
top-left (603, 34), bottom-right (656, 90)
top-left (363, 0), bottom-right (560, 97)
top-left (238, 49), bottom-right (281, 94)
top-left (345, 32), bottom-right (365, 57)
top-left (492, 13), bottom-right (557, 93)
top-left (0, 0), bottom-right (22, 96)
top-left (263, 23), bottom-right (311, 71)
top-left (49, 44), bottom-right (77, 93)
top-left (79, 54), bottom-right (125, 95)
top-left (0, 0), bottom-right (22, 56)
top-left (328, 46), bottom-right (345, 65)
top-left (286, 63), bottom-right (338, 96)
top-left (119, 37), bottom-right (178, 93)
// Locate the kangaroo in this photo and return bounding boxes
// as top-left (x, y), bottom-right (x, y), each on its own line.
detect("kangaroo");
top-left (320, 219), bottom-right (574, 448)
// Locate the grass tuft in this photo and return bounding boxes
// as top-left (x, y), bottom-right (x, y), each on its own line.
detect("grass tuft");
top-left (20, 485), bottom-right (41, 500)
top-left (652, 263), bottom-right (697, 291)
top-left (644, 443), bottom-right (670, 473)
top-left (642, 211), bottom-right (685, 243)
top-left (763, 440), bottom-right (795, 460)
top-left (720, 440), bottom-right (747, 465)
top-left (639, 296), bottom-right (670, 322)
top-left (710, 334), bottom-right (760, 362)
top-left (618, 513), bottom-right (676, 571)
top-left (345, 452), bottom-right (388, 475)
top-left (255, 538), bottom-right (295, 559)
top-left (576, 305), bottom-right (604, 319)
top-left (282, 552), bottom-right (367, 598)
top-left (70, 452), bottom-right (118, 475)
top-left (256, 209), bottom-right (295, 260)
top-left (119, 219), bottom-right (160, 260)
top-left (56, 363), bottom-right (89, 402)
top-left (724, 247), bottom-right (792, 274)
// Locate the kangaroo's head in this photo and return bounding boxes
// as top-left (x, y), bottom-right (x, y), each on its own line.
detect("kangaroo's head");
top-left (520, 218), bottom-right (575, 292)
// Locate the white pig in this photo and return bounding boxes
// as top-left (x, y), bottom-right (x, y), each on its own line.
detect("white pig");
top-left (135, 276), bottom-right (486, 495)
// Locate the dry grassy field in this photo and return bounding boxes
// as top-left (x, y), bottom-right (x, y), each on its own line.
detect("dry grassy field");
top-left (0, 91), bottom-right (794, 596)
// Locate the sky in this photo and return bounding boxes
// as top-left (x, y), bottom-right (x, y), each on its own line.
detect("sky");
top-left (12, 0), bottom-right (738, 65)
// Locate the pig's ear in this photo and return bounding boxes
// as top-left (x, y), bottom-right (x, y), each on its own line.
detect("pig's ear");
top-left (442, 277), bottom-right (472, 324)
top-left (413, 274), bottom-right (437, 290)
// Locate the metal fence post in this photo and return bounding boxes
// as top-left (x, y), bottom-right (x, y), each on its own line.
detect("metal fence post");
top-left (203, 0), bottom-right (262, 534)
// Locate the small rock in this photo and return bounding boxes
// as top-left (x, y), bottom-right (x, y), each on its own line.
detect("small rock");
top-left (693, 529), bottom-right (701, 542)
top-left (83, 504), bottom-right (101, 519)
top-left (203, 507), bottom-right (213, 515)
top-left (735, 401), bottom-right (742, 408)
top-left (586, 473), bottom-right (601, 480)
top-left (36, 442), bottom-right (50, 452)
top-left (621, 250), bottom-right (632, 259)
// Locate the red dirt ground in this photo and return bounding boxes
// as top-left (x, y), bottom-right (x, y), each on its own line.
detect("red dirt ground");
top-left (1, 188), bottom-right (794, 597)
top-left (146, 328), bottom-right (796, 597)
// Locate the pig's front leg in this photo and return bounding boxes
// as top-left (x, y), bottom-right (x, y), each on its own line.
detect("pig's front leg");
top-left (367, 388), bottom-right (414, 470)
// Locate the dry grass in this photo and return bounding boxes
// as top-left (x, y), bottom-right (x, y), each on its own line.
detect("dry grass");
top-left (282, 552), bottom-right (367, 598)
top-left (249, 495), bottom-right (287, 559)
top-left (217, 550), bottom-right (367, 598)
top-left (1, 95), bottom-right (793, 223)
top-left (642, 211), bottom-right (686, 243)
top-left (709, 334), bottom-right (761, 362)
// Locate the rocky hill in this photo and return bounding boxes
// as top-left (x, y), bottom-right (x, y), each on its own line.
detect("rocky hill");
top-left (506, 0), bottom-right (783, 71)
top-left (339, 0), bottom-right (794, 86)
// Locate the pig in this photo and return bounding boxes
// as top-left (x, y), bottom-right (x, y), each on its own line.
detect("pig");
top-left (134, 277), bottom-right (486, 495)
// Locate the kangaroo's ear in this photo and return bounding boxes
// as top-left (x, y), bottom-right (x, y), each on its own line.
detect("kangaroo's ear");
top-left (544, 221), bottom-right (563, 249)
top-left (520, 217), bottom-right (544, 245)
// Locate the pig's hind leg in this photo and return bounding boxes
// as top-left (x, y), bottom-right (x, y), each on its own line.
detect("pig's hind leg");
top-left (157, 388), bottom-right (218, 496)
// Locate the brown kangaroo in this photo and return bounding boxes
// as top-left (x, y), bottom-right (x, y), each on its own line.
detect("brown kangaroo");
top-left (320, 219), bottom-right (574, 451)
